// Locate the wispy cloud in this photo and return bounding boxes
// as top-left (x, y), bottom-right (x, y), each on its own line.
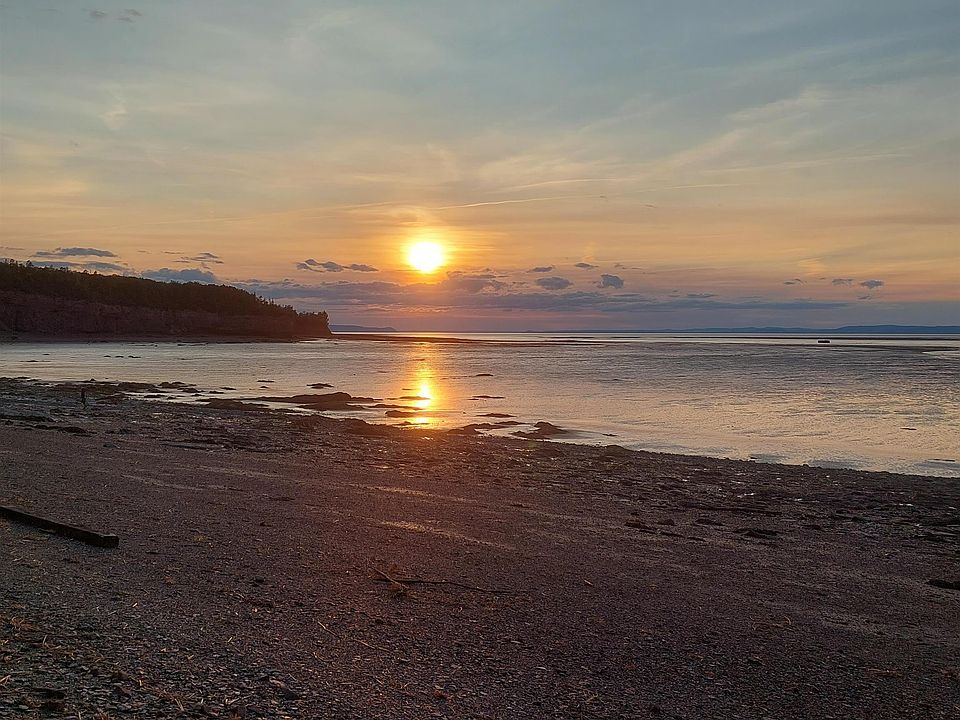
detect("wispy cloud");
top-left (33, 247), bottom-right (117, 258)
top-left (297, 259), bottom-right (379, 273)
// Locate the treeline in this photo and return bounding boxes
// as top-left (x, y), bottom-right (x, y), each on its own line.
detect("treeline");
top-left (2, 261), bottom-right (300, 317)
top-left (0, 261), bottom-right (330, 338)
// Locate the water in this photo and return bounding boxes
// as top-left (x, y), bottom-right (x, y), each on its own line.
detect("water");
top-left (2, 334), bottom-right (958, 477)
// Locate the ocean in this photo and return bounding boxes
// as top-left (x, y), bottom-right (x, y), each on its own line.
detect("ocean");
top-left (2, 333), bottom-right (958, 477)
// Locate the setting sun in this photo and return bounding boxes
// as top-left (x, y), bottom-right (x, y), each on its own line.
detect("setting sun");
top-left (407, 241), bottom-right (445, 273)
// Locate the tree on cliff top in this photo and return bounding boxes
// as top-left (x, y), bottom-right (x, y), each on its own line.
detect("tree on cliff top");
top-left (0, 261), bottom-right (328, 331)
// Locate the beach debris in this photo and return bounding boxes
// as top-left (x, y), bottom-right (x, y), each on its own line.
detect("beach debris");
top-left (0, 505), bottom-right (119, 548)
top-left (916, 530), bottom-right (956, 543)
top-left (735, 527), bottom-right (779, 540)
top-left (34, 424), bottom-right (88, 435)
top-left (678, 501), bottom-right (781, 516)
top-left (371, 566), bottom-right (520, 594)
top-left (928, 578), bottom-right (960, 591)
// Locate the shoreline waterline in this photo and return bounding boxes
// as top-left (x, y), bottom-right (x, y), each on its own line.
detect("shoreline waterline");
top-left (2, 333), bottom-right (958, 477)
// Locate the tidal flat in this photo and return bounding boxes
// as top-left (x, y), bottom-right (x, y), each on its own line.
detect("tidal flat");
top-left (1, 378), bottom-right (958, 719)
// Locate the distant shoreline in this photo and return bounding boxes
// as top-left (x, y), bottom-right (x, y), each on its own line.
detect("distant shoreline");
top-left (4, 331), bottom-right (957, 353)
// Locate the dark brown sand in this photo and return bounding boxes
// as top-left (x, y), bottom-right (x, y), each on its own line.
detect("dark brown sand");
top-left (1, 379), bottom-right (958, 719)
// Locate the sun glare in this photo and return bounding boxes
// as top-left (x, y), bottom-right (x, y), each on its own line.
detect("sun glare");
top-left (407, 241), bottom-right (445, 273)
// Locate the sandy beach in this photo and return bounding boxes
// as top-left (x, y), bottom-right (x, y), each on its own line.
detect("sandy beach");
top-left (1, 378), bottom-right (958, 719)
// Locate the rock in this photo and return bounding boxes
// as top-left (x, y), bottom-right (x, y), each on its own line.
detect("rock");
top-left (253, 392), bottom-right (375, 410)
top-left (512, 422), bottom-right (569, 439)
top-left (202, 399), bottom-right (268, 411)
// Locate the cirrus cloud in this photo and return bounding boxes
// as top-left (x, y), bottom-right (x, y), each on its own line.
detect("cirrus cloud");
top-left (34, 247), bottom-right (118, 258)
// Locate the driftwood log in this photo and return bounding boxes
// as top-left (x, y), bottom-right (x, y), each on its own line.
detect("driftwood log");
top-left (0, 505), bottom-right (119, 548)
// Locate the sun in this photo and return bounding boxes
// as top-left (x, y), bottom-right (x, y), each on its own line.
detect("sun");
top-left (407, 241), bottom-right (445, 273)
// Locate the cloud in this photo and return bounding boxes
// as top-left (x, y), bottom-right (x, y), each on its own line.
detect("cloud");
top-left (32, 260), bottom-right (127, 273)
top-left (783, 278), bottom-right (804, 285)
top-left (597, 274), bottom-right (624, 289)
top-left (528, 266), bottom-right (555, 273)
top-left (89, 10), bottom-right (108, 20)
top-left (535, 276), bottom-right (573, 290)
top-left (142, 268), bottom-right (218, 284)
top-left (33, 247), bottom-right (118, 258)
top-left (859, 279), bottom-right (884, 290)
top-left (176, 252), bottom-right (223, 265)
top-left (237, 278), bottom-right (849, 316)
top-left (100, 96), bottom-right (128, 130)
top-left (297, 259), bottom-right (378, 273)
top-left (444, 271), bottom-right (506, 293)
top-left (574, 262), bottom-right (597, 269)
top-left (831, 278), bottom-right (853, 286)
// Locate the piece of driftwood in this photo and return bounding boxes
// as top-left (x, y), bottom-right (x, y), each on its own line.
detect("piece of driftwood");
top-left (0, 505), bottom-right (119, 548)
top-left (371, 567), bottom-right (521, 594)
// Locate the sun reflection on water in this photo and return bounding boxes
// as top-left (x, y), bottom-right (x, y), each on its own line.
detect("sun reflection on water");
top-left (408, 365), bottom-right (437, 425)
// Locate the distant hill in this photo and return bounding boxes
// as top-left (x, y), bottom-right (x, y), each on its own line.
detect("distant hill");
top-left (331, 324), bottom-right (398, 333)
top-left (0, 261), bottom-right (331, 339)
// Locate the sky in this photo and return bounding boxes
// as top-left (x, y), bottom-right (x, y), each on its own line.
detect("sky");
top-left (1, 1), bottom-right (958, 330)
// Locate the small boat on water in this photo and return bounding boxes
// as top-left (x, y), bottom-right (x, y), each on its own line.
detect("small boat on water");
top-left (817, 339), bottom-right (831, 344)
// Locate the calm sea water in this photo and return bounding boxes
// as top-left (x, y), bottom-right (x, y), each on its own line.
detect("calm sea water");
top-left (2, 333), bottom-right (958, 477)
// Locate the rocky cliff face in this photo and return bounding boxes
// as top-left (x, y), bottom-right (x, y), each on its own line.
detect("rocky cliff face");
top-left (0, 291), bottom-right (330, 338)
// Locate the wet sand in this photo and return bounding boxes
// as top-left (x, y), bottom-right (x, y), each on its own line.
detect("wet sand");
top-left (1, 378), bottom-right (958, 719)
